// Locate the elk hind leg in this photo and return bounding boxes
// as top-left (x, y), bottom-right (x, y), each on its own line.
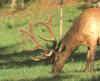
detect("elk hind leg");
top-left (85, 39), bottom-right (97, 72)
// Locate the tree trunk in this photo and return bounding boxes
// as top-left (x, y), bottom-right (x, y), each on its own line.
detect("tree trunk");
top-left (11, 0), bottom-right (17, 9)
top-left (10, 0), bottom-right (24, 10)
top-left (18, 0), bottom-right (24, 9)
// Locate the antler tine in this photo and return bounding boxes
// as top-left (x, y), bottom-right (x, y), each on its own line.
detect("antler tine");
top-left (29, 22), bottom-right (33, 33)
top-left (32, 55), bottom-right (49, 61)
top-left (19, 22), bottom-right (48, 51)
top-left (36, 15), bottom-right (56, 41)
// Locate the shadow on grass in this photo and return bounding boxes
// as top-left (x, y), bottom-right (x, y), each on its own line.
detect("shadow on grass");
top-left (33, 74), bottom-right (74, 81)
top-left (68, 49), bottom-right (100, 62)
top-left (3, 75), bottom-right (100, 81)
top-left (0, 43), bottom-right (100, 69)
top-left (0, 44), bottom-right (51, 69)
top-left (81, 75), bottom-right (100, 81)
top-left (4, 74), bottom-right (74, 81)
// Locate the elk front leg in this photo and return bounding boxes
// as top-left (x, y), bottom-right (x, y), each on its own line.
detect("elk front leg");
top-left (52, 50), bottom-right (70, 74)
top-left (85, 39), bottom-right (97, 72)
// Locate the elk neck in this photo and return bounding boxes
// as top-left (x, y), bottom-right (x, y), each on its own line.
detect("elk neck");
top-left (60, 26), bottom-right (81, 54)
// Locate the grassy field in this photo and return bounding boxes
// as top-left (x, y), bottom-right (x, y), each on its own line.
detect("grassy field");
top-left (0, 2), bottom-right (100, 81)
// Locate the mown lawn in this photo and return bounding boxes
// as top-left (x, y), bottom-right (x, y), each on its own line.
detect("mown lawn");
top-left (0, 4), bottom-right (100, 81)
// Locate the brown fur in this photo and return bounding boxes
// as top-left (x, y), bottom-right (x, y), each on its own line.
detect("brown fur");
top-left (52, 8), bottom-right (100, 74)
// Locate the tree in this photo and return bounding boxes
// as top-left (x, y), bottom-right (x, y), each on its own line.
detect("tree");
top-left (10, 0), bottom-right (24, 10)
top-left (10, 0), bottom-right (17, 9)
top-left (0, 0), bottom-right (10, 7)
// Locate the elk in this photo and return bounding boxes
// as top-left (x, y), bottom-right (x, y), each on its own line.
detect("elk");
top-left (52, 7), bottom-right (100, 74)
top-left (19, 7), bottom-right (100, 74)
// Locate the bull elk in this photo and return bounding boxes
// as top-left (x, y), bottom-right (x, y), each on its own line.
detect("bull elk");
top-left (19, 7), bottom-right (100, 74)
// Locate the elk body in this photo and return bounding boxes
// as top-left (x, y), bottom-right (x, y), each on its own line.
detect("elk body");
top-left (52, 7), bottom-right (100, 74)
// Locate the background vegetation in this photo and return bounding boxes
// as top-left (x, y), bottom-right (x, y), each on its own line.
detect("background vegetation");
top-left (0, 0), bottom-right (100, 81)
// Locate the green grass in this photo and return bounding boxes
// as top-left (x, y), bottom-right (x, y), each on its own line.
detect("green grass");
top-left (0, 62), bottom-right (100, 81)
top-left (0, 4), bottom-right (100, 81)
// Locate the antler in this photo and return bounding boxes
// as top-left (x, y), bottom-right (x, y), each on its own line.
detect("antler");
top-left (36, 15), bottom-right (56, 41)
top-left (19, 22), bottom-right (42, 51)
top-left (19, 15), bottom-right (58, 61)
top-left (19, 22), bottom-right (55, 61)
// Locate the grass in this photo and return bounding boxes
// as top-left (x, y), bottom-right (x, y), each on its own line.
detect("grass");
top-left (0, 3), bottom-right (100, 81)
top-left (0, 61), bottom-right (100, 81)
